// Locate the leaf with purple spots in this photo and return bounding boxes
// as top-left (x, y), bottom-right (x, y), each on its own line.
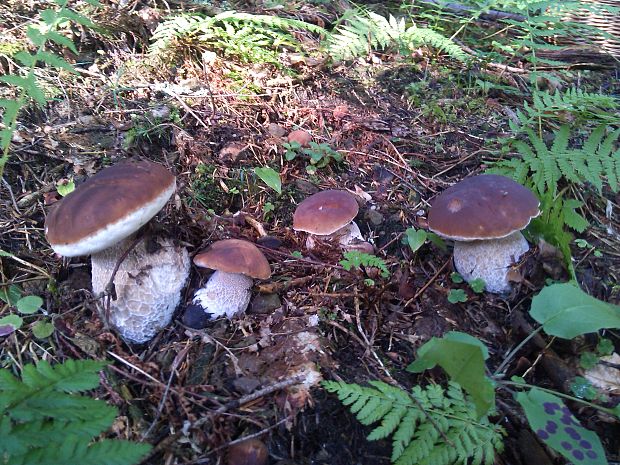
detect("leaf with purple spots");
top-left (0, 314), bottom-right (22, 337)
top-left (516, 388), bottom-right (607, 465)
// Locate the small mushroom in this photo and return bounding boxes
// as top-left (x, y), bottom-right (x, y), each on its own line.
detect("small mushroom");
top-left (45, 160), bottom-right (190, 342)
top-left (226, 439), bottom-right (268, 465)
top-left (287, 129), bottom-right (312, 147)
top-left (191, 239), bottom-right (271, 319)
top-left (427, 174), bottom-right (540, 294)
top-left (293, 189), bottom-right (371, 251)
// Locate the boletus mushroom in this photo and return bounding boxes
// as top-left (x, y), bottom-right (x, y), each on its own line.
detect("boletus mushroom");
top-left (427, 174), bottom-right (540, 294)
top-left (293, 189), bottom-right (371, 252)
top-left (190, 239), bottom-right (271, 320)
top-left (45, 160), bottom-right (190, 343)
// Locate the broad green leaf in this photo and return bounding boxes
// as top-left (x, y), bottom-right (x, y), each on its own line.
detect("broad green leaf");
top-left (426, 231), bottom-right (447, 251)
top-left (0, 315), bottom-right (23, 336)
top-left (407, 331), bottom-right (495, 418)
top-left (517, 389), bottom-right (607, 465)
top-left (254, 166), bottom-right (281, 194)
top-left (0, 284), bottom-right (23, 305)
top-left (529, 284), bottom-right (620, 339)
top-left (469, 278), bottom-right (486, 294)
top-left (32, 320), bottom-right (55, 339)
top-left (15, 296), bottom-right (43, 314)
top-left (405, 227), bottom-right (426, 253)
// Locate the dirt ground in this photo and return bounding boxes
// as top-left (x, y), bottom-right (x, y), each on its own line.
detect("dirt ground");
top-left (1, 1), bottom-right (620, 464)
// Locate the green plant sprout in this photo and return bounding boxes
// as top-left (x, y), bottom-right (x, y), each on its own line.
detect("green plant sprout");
top-left (340, 251), bottom-right (390, 278)
top-left (447, 289), bottom-right (467, 304)
top-left (575, 239), bottom-right (603, 258)
top-left (283, 141), bottom-right (343, 174)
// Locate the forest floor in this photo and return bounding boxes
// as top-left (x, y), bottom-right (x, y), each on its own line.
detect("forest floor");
top-left (1, 0), bottom-right (620, 464)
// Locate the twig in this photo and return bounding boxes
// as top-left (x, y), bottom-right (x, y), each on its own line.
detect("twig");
top-left (107, 350), bottom-right (161, 385)
top-left (141, 375), bottom-right (304, 463)
top-left (208, 416), bottom-right (293, 455)
top-left (99, 235), bottom-right (143, 322)
top-left (142, 344), bottom-right (191, 440)
top-left (1, 177), bottom-right (21, 214)
top-left (404, 258), bottom-right (451, 307)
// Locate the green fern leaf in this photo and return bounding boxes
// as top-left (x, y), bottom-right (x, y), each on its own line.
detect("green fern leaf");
top-left (1, 359), bottom-right (150, 465)
top-left (325, 9), bottom-right (465, 62)
top-left (325, 380), bottom-right (504, 465)
top-left (561, 199), bottom-right (589, 233)
top-left (12, 437), bottom-right (151, 465)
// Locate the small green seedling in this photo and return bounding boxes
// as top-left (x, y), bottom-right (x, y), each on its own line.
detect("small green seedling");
top-left (575, 238), bottom-right (603, 258)
top-left (262, 202), bottom-right (275, 219)
top-left (405, 227), bottom-right (427, 253)
top-left (447, 289), bottom-right (467, 303)
top-left (56, 178), bottom-right (75, 196)
top-left (283, 141), bottom-right (343, 173)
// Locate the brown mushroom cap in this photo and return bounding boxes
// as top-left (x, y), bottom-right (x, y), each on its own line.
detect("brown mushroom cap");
top-left (293, 190), bottom-right (359, 235)
top-left (427, 174), bottom-right (540, 241)
top-left (287, 129), bottom-right (312, 147)
top-left (193, 239), bottom-right (271, 279)
top-left (45, 160), bottom-right (176, 257)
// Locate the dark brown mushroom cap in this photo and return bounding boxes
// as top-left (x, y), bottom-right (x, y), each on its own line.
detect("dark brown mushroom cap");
top-left (193, 239), bottom-right (271, 279)
top-left (226, 439), bottom-right (268, 465)
top-left (427, 174), bottom-right (540, 240)
top-left (45, 160), bottom-right (176, 256)
top-left (293, 190), bottom-right (359, 235)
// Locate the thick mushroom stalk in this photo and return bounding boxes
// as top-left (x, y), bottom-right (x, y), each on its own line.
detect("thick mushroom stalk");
top-left (453, 231), bottom-right (529, 294)
top-left (191, 271), bottom-right (253, 319)
top-left (91, 237), bottom-right (190, 343)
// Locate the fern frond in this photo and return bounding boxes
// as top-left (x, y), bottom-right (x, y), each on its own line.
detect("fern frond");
top-left (11, 437), bottom-right (151, 465)
top-left (339, 251), bottom-right (390, 278)
top-left (325, 9), bottom-right (465, 62)
top-left (403, 26), bottom-right (467, 61)
top-left (149, 10), bottom-right (327, 61)
top-left (324, 380), bottom-right (505, 465)
top-left (1, 359), bottom-right (150, 465)
top-left (488, 125), bottom-right (620, 196)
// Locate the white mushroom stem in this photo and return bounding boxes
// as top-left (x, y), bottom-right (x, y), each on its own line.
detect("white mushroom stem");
top-left (192, 271), bottom-right (253, 319)
top-left (453, 231), bottom-right (530, 294)
top-left (91, 236), bottom-right (190, 343)
top-left (305, 221), bottom-right (365, 250)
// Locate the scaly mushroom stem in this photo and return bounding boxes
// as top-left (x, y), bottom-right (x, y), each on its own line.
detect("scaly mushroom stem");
top-left (91, 237), bottom-right (190, 343)
top-left (192, 271), bottom-right (254, 319)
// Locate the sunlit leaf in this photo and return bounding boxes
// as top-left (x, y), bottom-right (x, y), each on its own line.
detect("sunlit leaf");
top-left (530, 283), bottom-right (620, 338)
top-left (254, 166), bottom-right (281, 194)
top-left (407, 331), bottom-right (495, 418)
